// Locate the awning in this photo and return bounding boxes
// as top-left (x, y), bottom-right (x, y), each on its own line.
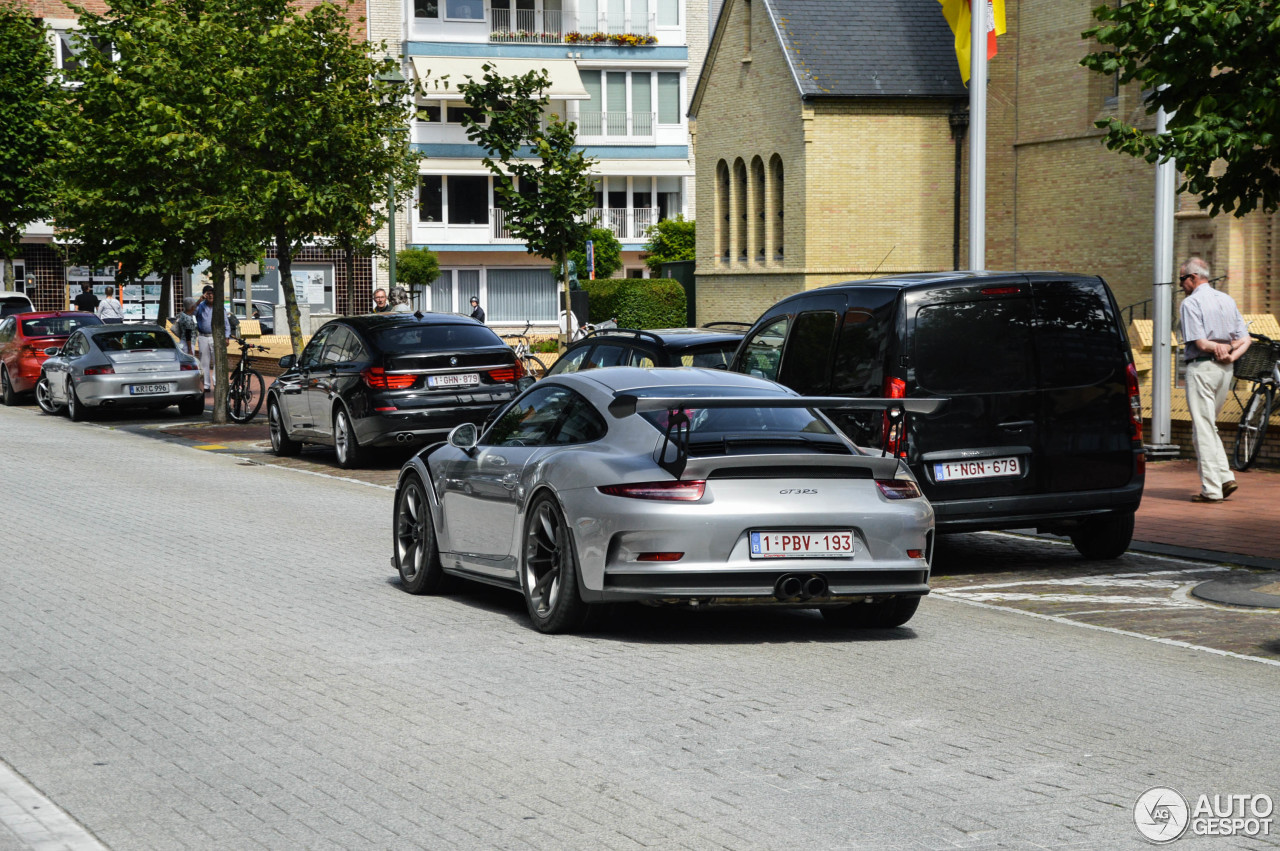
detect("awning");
top-left (411, 57), bottom-right (589, 101)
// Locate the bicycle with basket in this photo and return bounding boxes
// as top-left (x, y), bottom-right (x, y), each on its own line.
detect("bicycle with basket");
top-left (1231, 332), bottom-right (1280, 471)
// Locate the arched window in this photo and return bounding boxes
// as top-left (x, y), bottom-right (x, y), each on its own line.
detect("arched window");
top-left (769, 155), bottom-right (784, 261)
top-left (733, 158), bottom-right (748, 263)
top-left (716, 160), bottom-right (730, 263)
top-left (751, 156), bottom-right (765, 263)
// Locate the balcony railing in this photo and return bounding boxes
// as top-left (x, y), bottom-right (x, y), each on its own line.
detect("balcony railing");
top-left (489, 7), bottom-right (564, 41)
top-left (575, 111), bottom-right (655, 142)
top-left (585, 207), bottom-right (657, 240)
top-left (490, 207), bottom-right (659, 241)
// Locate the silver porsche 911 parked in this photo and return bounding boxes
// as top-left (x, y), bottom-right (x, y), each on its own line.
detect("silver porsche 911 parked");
top-left (393, 367), bottom-right (940, 634)
top-left (37, 324), bottom-right (204, 420)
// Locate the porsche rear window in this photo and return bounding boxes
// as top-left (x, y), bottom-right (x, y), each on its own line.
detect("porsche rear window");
top-left (96, 330), bottom-right (176, 351)
top-left (375, 324), bottom-right (503, 352)
top-left (633, 388), bottom-right (834, 437)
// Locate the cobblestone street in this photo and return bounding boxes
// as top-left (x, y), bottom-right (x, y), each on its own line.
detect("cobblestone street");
top-left (1, 405), bottom-right (1278, 850)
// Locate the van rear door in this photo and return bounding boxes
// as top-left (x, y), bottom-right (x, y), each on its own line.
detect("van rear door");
top-left (904, 278), bottom-right (1043, 501)
top-left (1027, 275), bottom-right (1135, 491)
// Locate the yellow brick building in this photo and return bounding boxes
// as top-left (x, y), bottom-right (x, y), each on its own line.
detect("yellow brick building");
top-left (692, 0), bottom-right (1280, 327)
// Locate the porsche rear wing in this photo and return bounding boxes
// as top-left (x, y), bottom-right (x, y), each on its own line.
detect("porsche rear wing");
top-left (607, 394), bottom-right (945, 419)
top-left (606, 393), bottom-right (947, 478)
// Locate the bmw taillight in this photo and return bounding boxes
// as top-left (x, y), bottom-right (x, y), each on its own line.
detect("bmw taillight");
top-left (1125, 363), bottom-right (1143, 443)
top-left (598, 480), bottom-right (707, 501)
top-left (875, 479), bottom-right (922, 500)
top-left (487, 360), bottom-right (526, 383)
top-left (363, 366), bottom-right (416, 390)
top-left (881, 376), bottom-right (907, 457)
top-left (83, 365), bottom-right (115, 375)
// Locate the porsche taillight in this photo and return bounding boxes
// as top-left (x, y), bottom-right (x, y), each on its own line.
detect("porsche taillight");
top-left (598, 480), bottom-right (707, 501)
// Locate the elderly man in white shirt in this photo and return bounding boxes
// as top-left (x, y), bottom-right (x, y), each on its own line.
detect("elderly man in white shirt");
top-left (1178, 256), bottom-right (1251, 503)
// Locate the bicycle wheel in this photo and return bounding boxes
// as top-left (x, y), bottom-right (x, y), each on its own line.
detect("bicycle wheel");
top-left (1233, 383), bottom-right (1273, 472)
top-left (226, 368), bottom-right (266, 423)
top-left (524, 355), bottom-right (548, 378)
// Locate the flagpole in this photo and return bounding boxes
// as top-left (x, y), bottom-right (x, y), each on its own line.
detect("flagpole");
top-left (1150, 100), bottom-right (1178, 454)
top-left (968, 0), bottom-right (987, 271)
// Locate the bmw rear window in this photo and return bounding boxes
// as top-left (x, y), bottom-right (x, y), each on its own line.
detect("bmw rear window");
top-left (374, 324), bottom-right (504, 352)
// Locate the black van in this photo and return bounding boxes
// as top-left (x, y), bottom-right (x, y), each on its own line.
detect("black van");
top-left (731, 272), bottom-right (1145, 558)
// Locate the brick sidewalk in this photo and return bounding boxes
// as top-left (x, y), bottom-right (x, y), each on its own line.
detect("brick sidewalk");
top-left (1137, 459), bottom-right (1279, 563)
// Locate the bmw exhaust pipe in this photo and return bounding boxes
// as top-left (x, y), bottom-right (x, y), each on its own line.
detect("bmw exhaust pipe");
top-left (802, 575), bottom-right (828, 599)
top-left (775, 574), bottom-right (804, 600)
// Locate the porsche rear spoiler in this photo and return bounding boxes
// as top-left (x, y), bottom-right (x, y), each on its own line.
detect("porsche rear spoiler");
top-left (606, 393), bottom-right (947, 478)
top-left (607, 395), bottom-right (945, 419)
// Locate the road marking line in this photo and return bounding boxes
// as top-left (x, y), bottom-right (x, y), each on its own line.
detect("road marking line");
top-left (0, 760), bottom-right (107, 850)
top-left (193, 444), bottom-right (228, 450)
top-left (229, 455), bottom-right (395, 490)
top-left (932, 594), bottom-right (1280, 668)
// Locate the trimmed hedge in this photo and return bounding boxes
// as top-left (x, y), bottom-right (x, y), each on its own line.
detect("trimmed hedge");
top-left (581, 277), bottom-right (687, 329)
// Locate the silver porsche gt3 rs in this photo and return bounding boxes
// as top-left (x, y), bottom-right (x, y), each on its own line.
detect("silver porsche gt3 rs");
top-left (393, 367), bottom-right (940, 634)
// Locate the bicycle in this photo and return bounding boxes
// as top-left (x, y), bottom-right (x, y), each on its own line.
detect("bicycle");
top-left (502, 320), bottom-right (548, 378)
top-left (226, 337), bottom-right (268, 423)
top-left (1231, 331), bottom-right (1280, 471)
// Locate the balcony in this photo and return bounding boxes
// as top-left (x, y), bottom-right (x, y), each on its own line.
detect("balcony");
top-left (488, 9), bottom-right (658, 43)
top-left (489, 7), bottom-right (564, 42)
top-left (574, 111), bottom-right (655, 143)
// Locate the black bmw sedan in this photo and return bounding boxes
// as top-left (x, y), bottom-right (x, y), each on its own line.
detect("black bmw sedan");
top-left (266, 313), bottom-right (525, 468)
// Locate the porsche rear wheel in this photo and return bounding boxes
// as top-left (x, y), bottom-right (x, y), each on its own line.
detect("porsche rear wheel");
top-left (822, 596), bottom-right (920, 629)
top-left (394, 473), bottom-right (453, 594)
top-left (521, 495), bottom-right (592, 634)
top-left (66, 379), bottom-right (86, 422)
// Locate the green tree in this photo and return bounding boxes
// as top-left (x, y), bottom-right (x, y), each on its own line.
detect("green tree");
top-left (396, 247), bottom-right (440, 299)
top-left (1082, 2), bottom-right (1280, 216)
top-left (457, 65), bottom-right (597, 343)
top-left (642, 215), bottom-right (694, 272)
top-left (564, 227), bottom-right (621, 281)
top-left (0, 3), bottom-right (61, 290)
top-left (55, 0), bottom-right (266, 422)
top-left (242, 1), bottom-right (420, 355)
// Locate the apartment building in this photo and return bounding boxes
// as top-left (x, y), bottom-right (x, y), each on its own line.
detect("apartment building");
top-left (369, 0), bottom-right (705, 326)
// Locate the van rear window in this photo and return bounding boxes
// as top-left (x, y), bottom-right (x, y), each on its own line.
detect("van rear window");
top-left (914, 299), bottom-right (1036, 394)
top-left (1033, 280), bottom-right (1121, 388)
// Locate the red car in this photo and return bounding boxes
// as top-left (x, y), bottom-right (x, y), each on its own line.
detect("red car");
top-left (0, 311), bottom-right (104, 405)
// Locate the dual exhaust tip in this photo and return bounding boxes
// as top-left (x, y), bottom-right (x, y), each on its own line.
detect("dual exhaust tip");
top-left (394, 433), bottom-right (416, 443)
top-left (775, 573), bottom-right (828, 601)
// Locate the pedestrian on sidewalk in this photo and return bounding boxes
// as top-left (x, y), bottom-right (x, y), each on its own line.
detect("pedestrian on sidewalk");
top-left (194, 286), bottom-right (238, 393)
top-left (469, 296), bottom-right (485, 324)
top-left (174, 297), bottom-right (199, 356)
top-left (389, 286), bottom-right (413, 313)
top-left (372, 288), bottom-right (392, 313)
top-left (72, 283), bottom-right (99, 313)
top-left (96, 286), bottom-right (124, 324)
top-left (1179, 255), bottom-right (1251, 503)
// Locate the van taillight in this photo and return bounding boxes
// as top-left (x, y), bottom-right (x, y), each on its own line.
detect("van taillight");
top-left (487, 360), bottom-right (526, 383)
top-left (1125, 363), bottom-right (1143, 444)
top-left (362, 367), bottom-right (416, 390)
top-left (881, 376), bottom-right (907, 457)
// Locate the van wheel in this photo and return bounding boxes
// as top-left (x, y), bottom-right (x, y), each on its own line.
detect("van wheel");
top-left (1069, 513), bottom-right (1135, 560)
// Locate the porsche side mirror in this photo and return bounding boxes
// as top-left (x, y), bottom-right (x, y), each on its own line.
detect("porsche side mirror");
top-left (43, 347), bottom-right (60, 357)
top-left (448, 422), bottom-right (479, 453)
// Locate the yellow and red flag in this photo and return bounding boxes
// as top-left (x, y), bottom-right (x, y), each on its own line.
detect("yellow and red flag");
top-left (938, 0), bottom-right (1005, 84)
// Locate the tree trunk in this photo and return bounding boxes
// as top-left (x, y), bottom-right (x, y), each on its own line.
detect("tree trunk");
top-left (211, 263), bottom-right (229, 425)
top-left (343, 236), bottom-right (355, 316)
top-left (1, 257), bottom-right (12, 293)
top-left (559, 247), bottom-right (572, 352)
top-left (276, 229), bottom-right (305, 358)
